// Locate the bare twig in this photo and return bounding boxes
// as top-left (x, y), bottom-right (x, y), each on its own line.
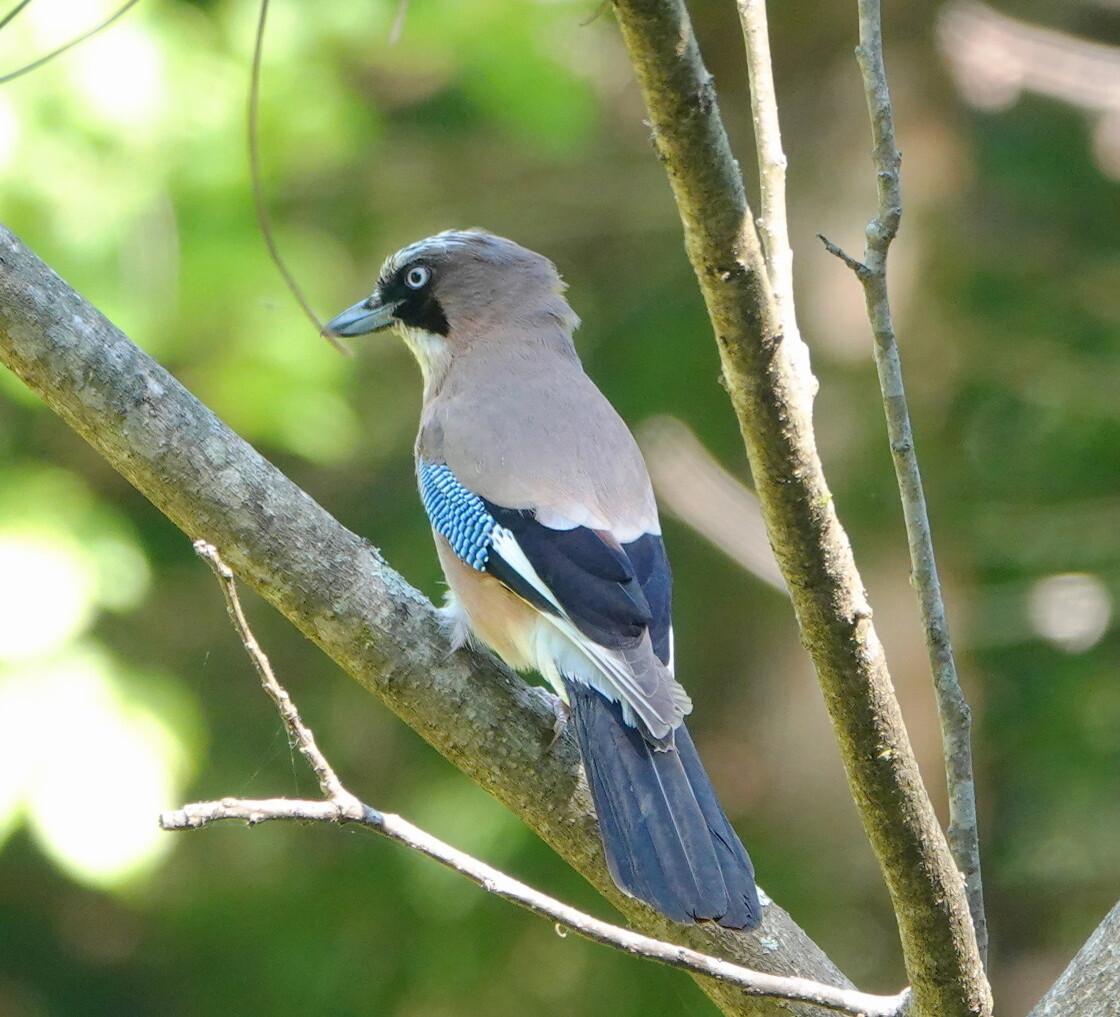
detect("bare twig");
top-left (0, 0), bottom-right (33, 34)
top-left (165, 546), bottom-right (907, 1017)
top-left (819, 0), bottom-right (987, 965)
top-left (736, 1), bottom-right (787, 274)
top-left (163, 798), bottom-right (907, 1017)
top-left (247, 0), bottom-right (347, 354)
top-left (0, 0), bottom-right (142, 84)
top-left (816, 235), bottom-right (868, 278)
top-left (736, 0), bottom-right (816, 409)
top-left (192, 540), bottom-right (357, 806)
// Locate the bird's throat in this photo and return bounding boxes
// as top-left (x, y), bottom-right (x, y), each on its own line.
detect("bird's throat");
top-left (397, 325), bottom-right (453, 399)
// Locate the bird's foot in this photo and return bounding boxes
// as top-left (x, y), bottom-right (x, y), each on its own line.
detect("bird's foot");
top-left (547, 694), bottom-right (570, 749)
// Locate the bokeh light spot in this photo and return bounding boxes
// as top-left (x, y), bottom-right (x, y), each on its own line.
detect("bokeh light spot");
top-left (1, 649), bottom-right (191, 888)
top-left (71, 21), bottom-right (166, 129)
top-left (0, 532), bottom-right (96, 662)
top-left (1028, 573), bottom-right (1112, 653)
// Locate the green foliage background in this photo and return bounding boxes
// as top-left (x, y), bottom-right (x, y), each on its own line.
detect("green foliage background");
top-left (1, 0), bottom-right (1119, 1014)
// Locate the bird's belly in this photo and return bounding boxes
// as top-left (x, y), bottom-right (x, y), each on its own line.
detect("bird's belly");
top-left (434, 534), bottom-right (599, 702)
top-left (435, 535), bottom-right (543, 670)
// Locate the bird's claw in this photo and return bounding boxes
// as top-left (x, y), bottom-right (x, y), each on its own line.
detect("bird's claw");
top-left (547, 695), bottom-right (570, 749)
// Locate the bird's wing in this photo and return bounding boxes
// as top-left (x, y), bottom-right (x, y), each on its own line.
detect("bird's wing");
top-left (418, 457), bottom-right (687, 741)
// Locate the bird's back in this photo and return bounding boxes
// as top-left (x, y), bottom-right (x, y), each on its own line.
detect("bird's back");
top-left (418, 331), bottom-right (658, 539)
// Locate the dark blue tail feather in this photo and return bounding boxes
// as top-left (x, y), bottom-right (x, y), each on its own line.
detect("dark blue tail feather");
top-left (565, 680), bottom-right (761, 930)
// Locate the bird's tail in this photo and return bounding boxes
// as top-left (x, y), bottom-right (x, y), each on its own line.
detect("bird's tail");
top-left (565, 679), bottom-right (761, 930)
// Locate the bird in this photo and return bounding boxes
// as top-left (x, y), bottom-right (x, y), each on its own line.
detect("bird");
top-left (325, 229), bottom-right (761, 930)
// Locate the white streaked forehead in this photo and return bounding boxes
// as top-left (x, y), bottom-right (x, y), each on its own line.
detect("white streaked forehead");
top-left (378, 229), bottom-right (479, 277)
top-left (374, 227), bottom-right (535, 282)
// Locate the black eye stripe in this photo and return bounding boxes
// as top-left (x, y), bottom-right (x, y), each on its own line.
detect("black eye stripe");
top-left (374, 263), bottom-right (448, 336)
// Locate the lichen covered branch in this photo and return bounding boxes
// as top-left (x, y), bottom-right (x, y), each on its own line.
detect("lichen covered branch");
top-left (609, 1), bottom-right (989, 1013)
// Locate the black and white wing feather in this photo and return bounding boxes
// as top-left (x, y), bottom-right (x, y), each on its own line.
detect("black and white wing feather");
top-left (418, 456), bottom-right (684, 740)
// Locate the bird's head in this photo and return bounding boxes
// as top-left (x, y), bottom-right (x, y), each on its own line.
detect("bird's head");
top-left (324, 230), bottom-right (580, 388)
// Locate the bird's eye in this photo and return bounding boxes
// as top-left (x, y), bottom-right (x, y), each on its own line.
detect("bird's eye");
top-left (405, 266), bottom-right (431, 290)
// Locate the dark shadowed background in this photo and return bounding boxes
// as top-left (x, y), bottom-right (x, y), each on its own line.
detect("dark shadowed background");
top-left (1, 0), bottom-right (1118, 1013)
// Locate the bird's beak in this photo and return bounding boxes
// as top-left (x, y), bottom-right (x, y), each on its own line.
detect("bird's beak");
top-left (323, 294), bottom-right (399, 338)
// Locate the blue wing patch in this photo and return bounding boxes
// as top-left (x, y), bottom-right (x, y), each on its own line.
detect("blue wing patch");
top-left (417, 458), bottom-right (496, 571)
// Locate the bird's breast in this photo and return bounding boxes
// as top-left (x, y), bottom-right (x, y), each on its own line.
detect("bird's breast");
top-left (434, 534), bottom-right (542, 671)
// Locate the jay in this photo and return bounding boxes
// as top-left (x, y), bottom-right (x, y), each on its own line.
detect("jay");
top-left (326, 229), bottom-right (761, 930)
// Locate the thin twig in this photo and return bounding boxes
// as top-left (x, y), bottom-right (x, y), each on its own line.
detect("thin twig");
top-left (192, 540), bottom-right (357, 805)
top-left (737, 0), bottom-right (789, 286)
top-left (172, 543), bottom-right (908, 1017)
top-left (0, 0), bottom-right (142, 85)
top-left (579, 1), bottom-right (612, 28)
top-left (0, 0), bottom-right (33, 34)
top-left (737, 0), bottom-right (817, 407)
top-left (821, 0), bottom-right (987, 964)
top-left (247, 0), bottom-right (348, 354)
top-left (816, 234), bottom-right (868, 278)
top-left (163, 797), bottom-right (908, 1017)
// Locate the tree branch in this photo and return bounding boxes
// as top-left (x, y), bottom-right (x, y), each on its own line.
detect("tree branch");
top-left (166, 796), bottom-right (907, 1017)
top-left (819, 0), bottom-right (987, 963)
top-left (162, 544), bottom-right (908, 1017)
top-left (1027, 900), bottom-right (1120, 1017)
top-left (0, 222), bottom-right (855, 1017)
top-left (608, 1), bottom-right (989, 1014)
